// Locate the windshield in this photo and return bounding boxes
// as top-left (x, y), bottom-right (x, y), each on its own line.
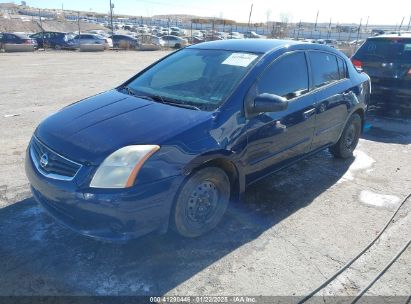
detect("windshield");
top-left (124, 49), bottom-right (260, 111)
top-left (356, 38), bottom-right (411, 61)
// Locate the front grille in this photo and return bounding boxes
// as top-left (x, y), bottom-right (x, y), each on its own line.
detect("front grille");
top-left (30, 136), bottom-right (82, 180)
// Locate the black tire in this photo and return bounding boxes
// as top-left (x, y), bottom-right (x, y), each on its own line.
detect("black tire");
top-left (172, 167), bottom-right (230, 238)
top-left (174, 43), bottom-right (181, 49)
top-left (329, 113), bottom-right (362, 159)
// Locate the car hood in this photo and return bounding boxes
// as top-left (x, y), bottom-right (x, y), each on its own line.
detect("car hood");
top-left (35, 90), bottom-right (212, 164)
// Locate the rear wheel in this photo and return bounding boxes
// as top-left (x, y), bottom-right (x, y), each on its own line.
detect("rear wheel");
top-left (329, 113), bottom-right (362, 159)
top-left (54, 44), bottom-right (62, 50)
top-left (172, 167), bottom-right (230, 238)
top-left (175, 43), bottom-right (181, 49)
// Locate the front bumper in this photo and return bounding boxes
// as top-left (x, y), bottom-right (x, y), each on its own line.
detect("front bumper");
top-left (25, 149), bottom-right (183, 242)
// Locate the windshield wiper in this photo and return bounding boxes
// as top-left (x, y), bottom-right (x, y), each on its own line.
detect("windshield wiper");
top-left (120, 85), bottom-right (139, 96)
top-left (136, 94), bottom-right (201, 111)
top-left (120, 86), bottom-right (201, 111)
top-left (162, 100), bottom-right (201, 111)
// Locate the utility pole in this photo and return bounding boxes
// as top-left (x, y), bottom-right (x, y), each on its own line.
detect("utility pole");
top-left (327, 18), bottom-right (332, 39)
top-left (38, 9), bottom-right (45, 49)
top-left (407, 16), bottom-right (411, 31)
top-left (77, 11), bottom-right (80, 36)
top-left (77, 11), bottom-right (81, 48)
top-left (247, 4), bottom-right (253, 32)
top-left (354, 17), bottom-right (362, 53)
top-left (364, 16), bottom-right (369, 33)
top-left (337, 22), bottom-right (341, 41)
top-left (109, 0), bottom-right (114, 35)
top-left (398, 16), bottom-right (405, 31)
top-left (311, 10), bottom-right (319, 39)
top-left (266, 9), bottom-right (272, 35)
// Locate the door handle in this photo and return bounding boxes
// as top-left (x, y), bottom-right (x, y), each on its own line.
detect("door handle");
top-left (303, 108), bottom-right (316, 119)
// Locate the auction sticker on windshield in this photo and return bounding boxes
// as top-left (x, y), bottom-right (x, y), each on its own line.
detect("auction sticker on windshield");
top-left (222, 53), bottom-right (258, 67)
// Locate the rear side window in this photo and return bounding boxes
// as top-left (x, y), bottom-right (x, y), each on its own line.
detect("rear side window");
top-left (257, 52), bottom-right (309, 100)
top-left (337, 57), bottom-right (347, 79)
top-left (309, 52), bottom-right (340, 88)
top-left (356, 38), bottom-right (411, 61)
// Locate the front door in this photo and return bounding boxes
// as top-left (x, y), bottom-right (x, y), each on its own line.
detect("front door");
top-left (244, 51), bottom-right (316, 184)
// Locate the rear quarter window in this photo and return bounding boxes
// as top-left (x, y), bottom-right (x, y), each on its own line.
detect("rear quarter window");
top-left (337, 57), bottom-right (348, 79)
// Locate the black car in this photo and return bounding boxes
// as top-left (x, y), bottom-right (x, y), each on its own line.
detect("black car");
top-left (0, 32), bottom-right (37, 49)
top-left (110, 34), bottom-right (139, 49)
top-left (29, 31), bottom-right (74, 50)
top-left (351, 34), bottom-right (411, 112)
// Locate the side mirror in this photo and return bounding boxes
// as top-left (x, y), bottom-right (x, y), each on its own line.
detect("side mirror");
top-left (251, 93), bottom-right (288, 113)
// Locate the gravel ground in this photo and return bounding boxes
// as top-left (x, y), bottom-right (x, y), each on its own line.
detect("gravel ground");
top-left (0, 51), bottom-right (410, 300)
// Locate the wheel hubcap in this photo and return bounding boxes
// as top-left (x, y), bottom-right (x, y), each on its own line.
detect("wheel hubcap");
top-left (187, 181), bottom-right (219, 223)
top-left (345, 124), bottom-right (356, 149)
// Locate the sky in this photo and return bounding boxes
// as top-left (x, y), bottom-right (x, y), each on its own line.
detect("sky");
top-left (5, 0), bottom-right (411, 25)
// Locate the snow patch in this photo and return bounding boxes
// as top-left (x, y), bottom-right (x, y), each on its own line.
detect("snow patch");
top-left (338, 150), bottom-right (375, 183)
top-left (359, 190), bottom-right (401, 210)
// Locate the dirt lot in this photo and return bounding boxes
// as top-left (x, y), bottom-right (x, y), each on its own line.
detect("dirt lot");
top-left (0, 51), bottom-right (410, 300)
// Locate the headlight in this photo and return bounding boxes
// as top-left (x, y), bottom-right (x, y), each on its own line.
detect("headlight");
top-left (90, 145), bottom-right (159, 189)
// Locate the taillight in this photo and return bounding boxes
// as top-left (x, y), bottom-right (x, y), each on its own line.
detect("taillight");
top-left (351, 59), bottom-right (363, 70)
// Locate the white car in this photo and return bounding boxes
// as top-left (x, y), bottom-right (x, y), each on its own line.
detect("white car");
top-left (160, 35), bottom-right (188, 48)
top-left (227, 32), bottom-right (242, 39)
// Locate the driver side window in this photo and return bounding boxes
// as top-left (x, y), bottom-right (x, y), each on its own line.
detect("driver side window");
top-left (257, 52), bottom-right (309, 100)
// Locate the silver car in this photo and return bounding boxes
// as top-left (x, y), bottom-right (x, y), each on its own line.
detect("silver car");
top-left (160, 35), bottom-right (188, 48)
top-left (70, 34), bottom-right (112, 49)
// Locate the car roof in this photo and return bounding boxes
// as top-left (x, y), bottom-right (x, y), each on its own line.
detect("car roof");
top-left (368, 33), bottom-right (411, 39)
top-left (188, 39), bottom-right (322, 54)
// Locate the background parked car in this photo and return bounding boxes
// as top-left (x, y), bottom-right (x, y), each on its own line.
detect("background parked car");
top-left (160, 35), bottom-right (188, 48)
top-left (351, 34), bottom-right (411, 114)
top-left (110, 34), bottom-right (139, 49)
top-left (29, 31), bottom-right (74, 50)
top-left (227, 32), bottom-right (243, 39)
top-left (244, 31), bottom-right (262, 39)
top-left (0, 32), bottom-right (37, 49)
top-left (70, 34), bottom-right (113, 49)
top-left (138, 34), bottom-right (162, 46)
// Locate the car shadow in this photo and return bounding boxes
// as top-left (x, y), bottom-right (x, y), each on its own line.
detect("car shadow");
top-left (362, 114), bottom-right (411, 145)
top-left (0, 150), bottom-right (353, 296)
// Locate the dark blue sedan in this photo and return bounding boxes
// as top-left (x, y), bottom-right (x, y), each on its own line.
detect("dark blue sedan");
top-left (29, 31), bottom-right (75, 50)
top-left (25, 39), bottom-right (371, 241)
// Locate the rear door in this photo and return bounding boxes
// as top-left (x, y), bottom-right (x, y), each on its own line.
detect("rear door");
top-left (244, 51), bottom-right (316, 182)
top-left (308, 51), bottom-right (350, 149)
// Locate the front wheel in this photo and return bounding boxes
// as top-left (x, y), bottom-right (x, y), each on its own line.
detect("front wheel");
top-left (329, 113), bottom-right (362, 159)
top-left (171, 167), bottom-right (230, 238)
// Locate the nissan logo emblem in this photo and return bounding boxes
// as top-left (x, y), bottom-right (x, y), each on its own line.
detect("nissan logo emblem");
top-left (40, 153), bottom-right (49, 168)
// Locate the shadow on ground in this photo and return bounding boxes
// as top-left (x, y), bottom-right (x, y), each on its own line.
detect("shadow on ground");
top-left (0, 150), bottom-right (354, 296)
top-left (363, 114), bottom-right (411, 145)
